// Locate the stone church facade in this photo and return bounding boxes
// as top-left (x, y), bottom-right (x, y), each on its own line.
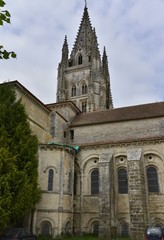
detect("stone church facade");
top-left (6, 4), bottom-right (164, 239)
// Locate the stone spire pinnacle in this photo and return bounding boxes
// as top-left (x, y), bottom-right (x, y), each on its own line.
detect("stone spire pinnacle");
top-left (102, 46), bottom-right (113, 109)
top-left (70, 4), bottom-right (93, 58)
top-left (61, 35), bottom-right (69, 66)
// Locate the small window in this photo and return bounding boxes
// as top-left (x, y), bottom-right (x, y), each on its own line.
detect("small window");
top-left (41, 221), bottom-right (52, 236)
top-left (82, 101), bottom-right (87, 112)
top-left (68, 171), bottom-right (72, 193)
top-left (68, 60), bottom-right (73, 67)
top-left (65, 221), bottom-right (71, 234)
top-left (78, 54), bottom-right (83, 65)
top-left (91, 169), bottom-right (99, 194)
top-left (147, 166), bottom-right (159, 193)
top-left (88, 56), bottom-right (91, 62)
top-left (70, 130), bottom-right (74, 141)
top-left (74, 172), bottom-right (77, 195)
top-left (92, 222), bottom-right (99, 236)
top-left (82, 83), bottom-right (87, 95)
top-left (48, 169), bottom-right (54, 191)
top-left (118, 168), bottom-right (128, 194)
top-left (50, 112), bottom-right (55, 138)
top-left (71, 85), bottom-right (76, 97)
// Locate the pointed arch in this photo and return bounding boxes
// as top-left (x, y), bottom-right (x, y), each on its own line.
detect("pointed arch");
top-left (82, 83), bottom-right (88, 95)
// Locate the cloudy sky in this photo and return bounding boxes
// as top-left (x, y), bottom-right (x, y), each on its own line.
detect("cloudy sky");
top-left (0, 0), bottom-right (164, 108)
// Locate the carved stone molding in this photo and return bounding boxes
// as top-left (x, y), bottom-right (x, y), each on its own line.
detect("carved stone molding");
top-left (127, 148), bottom-right (142, 161)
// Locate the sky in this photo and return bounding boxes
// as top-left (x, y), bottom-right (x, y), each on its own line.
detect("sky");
top-left (0, 0), bottom-right (164, 108)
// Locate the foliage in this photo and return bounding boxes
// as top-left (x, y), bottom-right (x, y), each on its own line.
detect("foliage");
top-left (0, 83), bottom-right (41, 228)
top-left (0, 0), bottom-right (16, 59)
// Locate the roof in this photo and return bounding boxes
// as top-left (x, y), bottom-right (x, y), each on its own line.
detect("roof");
top-left (6, 80), bottom-right (51, 113)
top-left (70, 102), bottom-right (164, 127)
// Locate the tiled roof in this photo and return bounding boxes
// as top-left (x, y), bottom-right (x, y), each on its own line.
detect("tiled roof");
top-left (71, 102), bottom-right (164, 127)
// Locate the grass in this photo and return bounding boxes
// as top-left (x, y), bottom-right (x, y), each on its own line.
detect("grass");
top-left (38, 235), bottom-right (132, 240)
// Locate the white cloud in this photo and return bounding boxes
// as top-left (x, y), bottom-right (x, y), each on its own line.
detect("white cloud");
top-left (0, 0), bottom-right (164, 107)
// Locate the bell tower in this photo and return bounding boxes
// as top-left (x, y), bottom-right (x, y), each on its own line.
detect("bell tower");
top-left (57, 4), bottom-right (113, 112)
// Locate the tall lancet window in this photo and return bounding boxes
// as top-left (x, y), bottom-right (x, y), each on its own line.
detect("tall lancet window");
top-left (82, 83), bottom-right (87, 95)
top-left (71, 85), bottom-right (76, 97)
top-left (78, 54), bottom-right (83, 65)
top-left (48, 169), bottom-right (54, 191)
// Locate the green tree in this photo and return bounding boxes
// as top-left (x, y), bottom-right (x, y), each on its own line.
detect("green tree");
top-left (0, 83), bottom-right (41, 228)
top-left (0, 0), bottom-right (16, 59)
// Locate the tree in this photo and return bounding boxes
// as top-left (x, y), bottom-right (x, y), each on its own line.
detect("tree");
top-left (0, 83), bottom-right (41, 228)
top-left (0, 0), bottom-right (16, 59)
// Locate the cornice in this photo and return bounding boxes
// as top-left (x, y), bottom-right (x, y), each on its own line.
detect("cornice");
top-left (78, 137), bottom-right (164, 150)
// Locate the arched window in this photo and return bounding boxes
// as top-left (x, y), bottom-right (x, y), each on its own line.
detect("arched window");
top-left (147, 166), bottom-right (159, 193)
top-left (71, 85), bottom-right (76, 97)
top-left (48, 169), bottom-right (54, 191)
top-left (82, 83), bottom-right (87, 95)
top-left (82, 101), bottom-right (87, 112)
top-left (91, 169), bottom-right (99, 194)
top-left (41, 221), bottom-right (52, 236)
top-left (78, 54), bottom-right (83, 65)
top-left (118, 168), bottom-right (128, 194)
top-left (92, 222), bottom-right (99, 236)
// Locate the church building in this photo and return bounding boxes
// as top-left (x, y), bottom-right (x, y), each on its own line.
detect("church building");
top-left (6, 3), bottom-right (164, 239)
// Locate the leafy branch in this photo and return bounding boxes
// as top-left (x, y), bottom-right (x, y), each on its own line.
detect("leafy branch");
top-left (0, 0), bottom-right (16, 59)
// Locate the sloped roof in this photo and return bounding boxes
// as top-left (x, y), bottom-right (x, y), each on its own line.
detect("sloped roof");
top-left (71, 102), bottom-right (164, 127)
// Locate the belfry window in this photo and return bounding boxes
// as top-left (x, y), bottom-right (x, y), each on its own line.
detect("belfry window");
top-left (118, 168), bottom-right (128, 194)
top-left (82, 83), bottom-right (87, 95)
top-left (48, 169), bottom-right (54, 191)
top-left (147, 166), bottom-right (159, 193)
top-left (82, 101), bottom-right (87, 112)
top-left (91, 169), bottom-right (99, 194)
top-left (78, 54), bottom-right (83, 65)
top-left (71, 85), bottom-right (76, 97)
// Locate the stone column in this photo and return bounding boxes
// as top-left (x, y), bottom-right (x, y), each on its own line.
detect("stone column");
top-left (99, 152), bottom-right (113, 240)
top-left (127, 148), bottom-right (148, 239)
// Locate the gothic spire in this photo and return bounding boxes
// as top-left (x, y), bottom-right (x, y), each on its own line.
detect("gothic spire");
top-left (70, 5), bottom-right (93, 58)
